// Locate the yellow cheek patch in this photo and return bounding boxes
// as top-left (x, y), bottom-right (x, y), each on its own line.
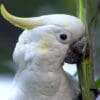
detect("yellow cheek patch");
top-left (37, 35), bottom-right (54, 52)
top-left (38, 42), bottom-right (49, 52)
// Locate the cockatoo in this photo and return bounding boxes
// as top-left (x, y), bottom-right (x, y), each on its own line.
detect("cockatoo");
top-left (0, 4), bottom-right (85, 100)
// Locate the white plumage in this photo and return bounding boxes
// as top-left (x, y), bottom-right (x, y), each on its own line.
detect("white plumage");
top-left (11, 25), bottom-right (81, 100)
top-left (0, 5), bottom-right (85, 100)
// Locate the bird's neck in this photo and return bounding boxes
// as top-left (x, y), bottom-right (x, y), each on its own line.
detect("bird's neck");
top-left (12, 49), bottom-right (74, 99)
top-left (13, 63), bottom-right (73, 100)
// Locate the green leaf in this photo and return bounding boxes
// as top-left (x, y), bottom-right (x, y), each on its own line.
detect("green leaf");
top-left (95, 79), bottom-right (100, 88)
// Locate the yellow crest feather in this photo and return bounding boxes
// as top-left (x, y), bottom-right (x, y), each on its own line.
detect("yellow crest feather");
top-left (0, 4), bottom-right (42, 29)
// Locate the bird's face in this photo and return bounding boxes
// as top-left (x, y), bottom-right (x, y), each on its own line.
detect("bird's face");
top-left (0, 5), bottom-right (85, 67)
top-left (13, 25), bottom-right (73, 66)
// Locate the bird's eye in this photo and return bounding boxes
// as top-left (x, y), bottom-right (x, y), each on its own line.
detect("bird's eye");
top-left (57, 30), bottom-right (72, 44)
top-left (60, 34), bottom-right (67, 40)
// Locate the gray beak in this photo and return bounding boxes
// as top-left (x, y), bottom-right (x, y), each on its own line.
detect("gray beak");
top-left (64, 36), bottom-right (89, 64)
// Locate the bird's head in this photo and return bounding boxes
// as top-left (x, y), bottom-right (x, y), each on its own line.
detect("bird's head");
top-left (0, 5), bottom-right (85, 67)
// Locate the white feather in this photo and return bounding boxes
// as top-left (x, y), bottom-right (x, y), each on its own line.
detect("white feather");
top-left (9, 15), bottom-right (85, 100)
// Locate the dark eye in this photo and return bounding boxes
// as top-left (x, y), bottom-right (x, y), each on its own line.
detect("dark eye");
top-left (60, 34), bottom-right (67, 40)
top-left (56, 30), bottom-right (72, 44)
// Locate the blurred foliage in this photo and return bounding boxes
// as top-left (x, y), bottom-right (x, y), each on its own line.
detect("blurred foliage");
top-left (95, 79), bottom-right (100, 88)
top-left (0, 0), bottom-right (76, 16)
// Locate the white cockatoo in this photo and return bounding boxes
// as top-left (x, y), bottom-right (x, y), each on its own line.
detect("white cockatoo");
top-left (0, 4), bottom-right (85, 100)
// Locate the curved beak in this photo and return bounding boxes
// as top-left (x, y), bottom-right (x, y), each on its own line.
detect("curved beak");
top-left (64, 36), bottom-right (88, 64)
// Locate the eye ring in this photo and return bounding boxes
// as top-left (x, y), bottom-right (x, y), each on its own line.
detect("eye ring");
top-left (57, 29), bottom-right (72, 44)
